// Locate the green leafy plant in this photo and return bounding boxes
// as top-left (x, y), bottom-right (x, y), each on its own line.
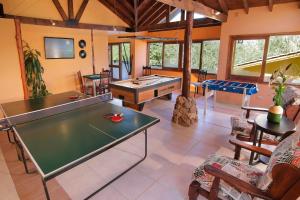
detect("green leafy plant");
top-left (269, 63), bottom-right (292, 106)
top-left (23, 42), bottom-right (49, 98)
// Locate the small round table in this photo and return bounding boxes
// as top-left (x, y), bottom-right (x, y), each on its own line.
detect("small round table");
top-left (250, 114), bottom-right (296, 164)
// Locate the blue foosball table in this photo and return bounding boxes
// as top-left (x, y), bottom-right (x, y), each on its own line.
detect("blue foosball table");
top-left (202, 80), bottom-right (259, 114)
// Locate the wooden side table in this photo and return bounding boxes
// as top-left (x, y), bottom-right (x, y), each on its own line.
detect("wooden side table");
top-left (250, 114), bottom-right (296, 164)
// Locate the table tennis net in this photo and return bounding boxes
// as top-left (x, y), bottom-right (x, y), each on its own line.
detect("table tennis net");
top-left (0, 93), bottom-right (112, 129)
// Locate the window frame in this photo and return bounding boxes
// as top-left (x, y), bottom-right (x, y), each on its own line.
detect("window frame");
top-left (227, 32), bottom-right (300, 84)
top-left (146, 38), bottom-right (220, 75)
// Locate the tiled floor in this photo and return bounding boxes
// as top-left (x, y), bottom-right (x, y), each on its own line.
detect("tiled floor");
top-left (0, 93), bottom-right (264, 200)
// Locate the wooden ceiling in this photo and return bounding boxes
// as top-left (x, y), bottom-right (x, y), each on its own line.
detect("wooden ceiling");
top-left (3, 0), bottom-right (300, 32)
top-left (98, 0), bottom-right (300, 31)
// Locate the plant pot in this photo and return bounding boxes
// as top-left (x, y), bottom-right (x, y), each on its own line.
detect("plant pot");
top-left (267, 105), bottom-right (284, 124)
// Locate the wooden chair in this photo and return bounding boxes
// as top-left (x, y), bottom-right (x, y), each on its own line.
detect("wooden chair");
top-left (191, 69), bottom-right (208, 97)
top-left (231, 86), bottom-right (300, 142)
top-left (98, 70), bottom-right (111, 94)
top-left (77, 71), bottom-right (93, 95)
top-left (143, 66), bottom-right (151, 76)
top-left (188, 131), bottom-right (300, 200)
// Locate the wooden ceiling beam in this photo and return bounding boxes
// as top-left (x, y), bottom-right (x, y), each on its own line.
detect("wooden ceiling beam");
top-left (5, 14), bottom-right (128, 31)
top-left (166, 6), bottom-right (171, 23)
top-left (181, 9), bottom-right (185, 21)
top-left (98, 0), bottom-right (133, 26)
top-left (138, 2), bottom-right (160, 25)
top-left (138, 0), bottom-right (154, 14)
top-left (134, 0), bottom-right (138, 31)
top-left (150, 5), bottom-right (172, 25)
top-left (139, 18), bottom-right (221, 32)
top-left (242, 0), bottom-right (249, 14)
top-left (51, 0), bottom-right (68, 21)
top-left (119, 0), bottom-right (134, 13)
top-left (68, 0), bottom-right (74, 19)
top-left (155, 0), bottom-right (227, 22)
top-left (75, 0), bottom-right (89, 22)
top-left (217, 0), bottom-right (228, 14)
top-left (140, 3), bottom-right (165, 26)
top-left (268, 0), bottom-right (273, 11)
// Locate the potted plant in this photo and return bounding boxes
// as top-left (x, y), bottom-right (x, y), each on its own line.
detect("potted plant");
top-left (267, 64), bottom-right (292, 123)
top-left (23, 42), bottom-right (49, 98)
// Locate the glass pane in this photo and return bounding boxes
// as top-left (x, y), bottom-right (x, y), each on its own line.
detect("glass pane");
top-left (264, 35), bottom-right (300, 84)
top-left (202, 40), bottom-right (220, 73)
top-left (149, 43), bottom-right (163, 69)
top-left (191, 43), bottom-right (201, 69)
top-left (112, 45), bottom-right (119, 66)
top-left (108, 45), bottom-right (111, 65)
top-left (163, 44), bottom-right (179, 68)
top-left (121, 43), bottom-right (131, 77)
top-left (231, 39), bottom-right (265, 77)
top-left (112, 67), bottom-right (120, 80)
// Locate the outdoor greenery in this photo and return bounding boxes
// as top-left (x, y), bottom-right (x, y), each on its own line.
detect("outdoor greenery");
top-left (164, 44), bottom-right (180, 68)
top-left (148, 40), bottom-right (220, 73)
top-left (23, 42), bottom-right (49, 98)
top-left (232, 35), bottom-right (300, 78)
top-left (149, 43), bottom-right (163, 68)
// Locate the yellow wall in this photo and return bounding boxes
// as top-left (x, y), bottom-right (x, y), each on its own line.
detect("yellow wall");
top-left (21, 24), bottom-right (109, 94)
top-left (0, 18), bottom-right (24, 103)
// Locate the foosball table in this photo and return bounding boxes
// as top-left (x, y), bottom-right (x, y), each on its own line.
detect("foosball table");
top-left (202, 80), bottom-right (259, 114)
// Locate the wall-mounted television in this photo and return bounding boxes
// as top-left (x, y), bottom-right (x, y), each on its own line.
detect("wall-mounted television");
top-left (44, 37), bottom-right (74, 59)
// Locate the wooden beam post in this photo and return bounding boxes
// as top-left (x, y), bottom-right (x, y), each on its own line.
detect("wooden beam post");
top-left (68, 0), bottom-right (74, 19)
top-left (242, 0), bottom-right (249, 14)
top-left (218, 0), bottom-right (228, 14)
top-left (52, 0), bottom-right (68, 21)
top-left (75, 0), bottom-right (89, 22)
top-left (156, 0), bottom-right (227, 22)
top-left (182, 11), bottom-right (193, 98)
top-left (268, 0), bottom-right (273, 12)
top-left (91, 29), bottom-right (96, 74)
top-left (181, 9), bottom-right (185, 21)
top-left (14, 19), bottom-right (29, 99)
top-left (166, 6), bottom-right (171, 23)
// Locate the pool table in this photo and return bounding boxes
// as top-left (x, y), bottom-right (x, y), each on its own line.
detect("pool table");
top-left (109, 75), bottom-right (182, 111)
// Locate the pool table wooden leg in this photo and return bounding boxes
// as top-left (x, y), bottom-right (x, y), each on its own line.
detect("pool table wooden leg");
top-left (166, 93), bottom-right (172, 100)
top-left (138, 103), bottom-right (145, 111)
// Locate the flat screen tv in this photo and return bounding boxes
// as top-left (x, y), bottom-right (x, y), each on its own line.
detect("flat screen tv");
top-left (44, 37), bottom-right (74, 59)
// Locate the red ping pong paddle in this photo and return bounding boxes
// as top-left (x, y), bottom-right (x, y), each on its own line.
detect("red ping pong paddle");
top-left (111, 115), bottom-right (123, 122)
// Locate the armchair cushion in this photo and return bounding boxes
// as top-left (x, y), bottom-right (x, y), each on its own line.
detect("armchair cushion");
top-left (230, 117), bottom-right (252, 137)
top-left (193, 154), bottom-right (263, 200)
top-left (257, 131), bottom-right (300, 190)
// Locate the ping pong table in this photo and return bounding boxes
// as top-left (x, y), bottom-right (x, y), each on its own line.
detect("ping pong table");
top-left (0, 91), bottom-right (159, 200)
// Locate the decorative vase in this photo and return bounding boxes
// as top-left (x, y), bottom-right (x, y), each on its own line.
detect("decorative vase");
top-left (267, 105), bottom-right (284, 123)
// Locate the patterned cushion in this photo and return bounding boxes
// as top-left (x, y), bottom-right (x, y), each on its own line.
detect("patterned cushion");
top-left (257, 131), bottom-right (300, 190)
top-left (283, 86), bottom-right (300, 108)
top-left (230, 117), bottom-right (252, 137)
top-left (193, 154), bottom-right (263, 200)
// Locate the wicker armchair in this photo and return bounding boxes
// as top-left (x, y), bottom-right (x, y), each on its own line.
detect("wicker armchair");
top-left (188, 131), bottom-right (300, 200)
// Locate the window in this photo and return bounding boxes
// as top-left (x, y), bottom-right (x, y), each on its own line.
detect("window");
top-left (202, 40), bottom-right (220, 73)
top-left (148, 43), bottom-right (163, 69)
top-left (265, 35), bottom-right (300, 84)
top-left (191, 43), bottom-right (201, 69)
top-left (163, 43), bottom-right (180, 68)
top-left (231, 39), bottom-right (265, 77)
top-left (147, 40), bottom-right (220, 73)
top-left (112, 44), bottom-right (119, 66)
top-left (229, 35), bottom-right (300, 84)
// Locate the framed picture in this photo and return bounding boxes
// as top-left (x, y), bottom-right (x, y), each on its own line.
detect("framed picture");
top-left (44, 37), bottom-right (74, 59)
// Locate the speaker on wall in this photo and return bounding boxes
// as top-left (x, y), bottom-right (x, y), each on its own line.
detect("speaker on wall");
top-left (0, 3), bottom-right (4, 18)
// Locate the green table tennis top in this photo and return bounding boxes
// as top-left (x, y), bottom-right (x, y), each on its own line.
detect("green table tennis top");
top-left (1, 91), bottom-right (87, 117)
top-left (14, 102), bottom-right (159, 177)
